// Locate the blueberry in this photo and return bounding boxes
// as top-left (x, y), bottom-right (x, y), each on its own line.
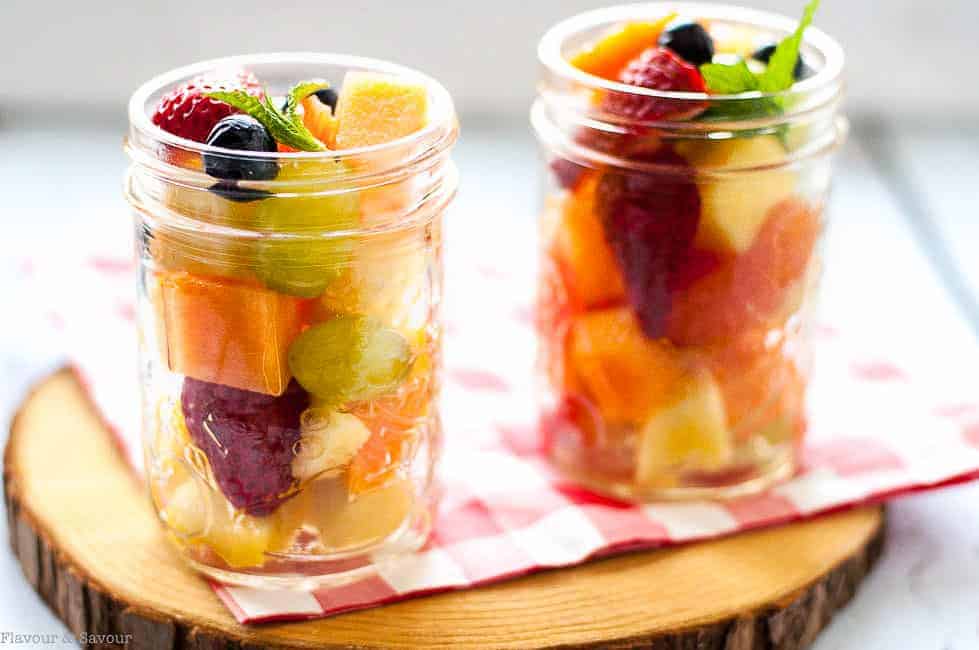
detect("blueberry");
top-left (314, 87), bottom-right (339, 112)
top-left (752, 44), bottom-right (813, 80)
top-left (658, 21), bottom-right (714, 67)
top-left (203, 115), bottom-right (278, 182)
top-left (209, 180), bottom-right (271, 203)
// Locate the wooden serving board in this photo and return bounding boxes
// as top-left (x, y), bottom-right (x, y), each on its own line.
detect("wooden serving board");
top-left (5, 369), bottom-right (885, 650)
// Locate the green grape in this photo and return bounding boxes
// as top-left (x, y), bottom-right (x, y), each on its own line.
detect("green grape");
top-left (288, 315), bottom-right (412, 404)
top-left (252, 160), bottom-right (360, 298)
top-left (255, 236), bottom-right (352, 298)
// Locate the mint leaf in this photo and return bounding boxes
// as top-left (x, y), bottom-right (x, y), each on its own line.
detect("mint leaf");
top-left (283, 79), bottom-right (330, 126)
top-left (206, 89), bottom-right (327, 152)
top-left (699, 61), bottom-right (780, 121)
top-left (757, 0), bottom-right (819, 93)
top-left (700, 59), bottom-right (759, 94)
top-left (697, 0), bottom-right (819, 126)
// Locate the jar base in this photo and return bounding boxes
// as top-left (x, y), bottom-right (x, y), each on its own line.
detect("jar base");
top-left (551, 445), bottom-right (798, 503)
top-left (182, 505), bottom-right (432, 591)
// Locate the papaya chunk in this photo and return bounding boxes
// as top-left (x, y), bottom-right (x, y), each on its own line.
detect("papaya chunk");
top-left (152, 271), bottom-right (305, 395)
top-left (569, 14), bottom-right (676, 80)
top-left (569, 307), bottom-right (687, 424)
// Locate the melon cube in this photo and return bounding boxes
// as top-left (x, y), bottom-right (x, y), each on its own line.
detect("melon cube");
top-left (334, 71), bottom-right (428, 149)
top-left (152, 271), bottom-right (305, 395)
top-left (291, 410), bottom-right (371, 483)
top-left (333, 71), bottom-right (429, 219)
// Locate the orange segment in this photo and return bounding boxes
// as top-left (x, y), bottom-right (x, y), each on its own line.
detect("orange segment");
top-left (301, 94), bottom-right (338, 148)
top-left (553, 173), bottom-right (627, 308)
top-left (569, 14), bottom-right (676, 80)
top-left (152, 271), bottom-right (306, 395)
top-left (346, 350), bottom-right (433, 495)
top-left (698, 331), bottom-right (794, 438)
top-left (667, 198), bottom-right (821, 345)
top-left (569, 307), bottom-right (687, 424)
top-left (333, 71), bottom-right (428, 149)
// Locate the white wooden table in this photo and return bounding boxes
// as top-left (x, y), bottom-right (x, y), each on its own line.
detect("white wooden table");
top-left (1, 117), bottom-right (977, 649)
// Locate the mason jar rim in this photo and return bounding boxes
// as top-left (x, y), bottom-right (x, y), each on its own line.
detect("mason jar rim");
top-left (538, 2), bottom-right (844, 105)
top-left (127, 52), bottom-right (457, 164)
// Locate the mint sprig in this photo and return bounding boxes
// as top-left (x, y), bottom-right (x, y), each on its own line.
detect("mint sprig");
top-left (757, 0), bottom-right (819, 93)
top-left (206, 80), bottom-right (329, 151)
top-left (698, 0), bottom-right (819, 121)
top-left (282, 79), bottom-right (330, 126)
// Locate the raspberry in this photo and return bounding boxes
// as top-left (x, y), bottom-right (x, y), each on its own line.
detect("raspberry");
top-left (181, 378), bottom-right (309, 516)
top-left (603, 47), bottom-right (707, 122)
top-left (595, 146), bottom-right (701, 338)
top-left (151, 69), bottom-right (263, 143)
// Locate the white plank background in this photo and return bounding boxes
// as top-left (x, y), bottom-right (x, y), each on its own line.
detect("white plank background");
top-left (1, 116), bottom-right (978, 648)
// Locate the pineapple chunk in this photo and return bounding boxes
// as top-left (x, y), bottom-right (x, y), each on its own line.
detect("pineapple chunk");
top-left (270, 476), bottom-right (414, 552)
top-left (162, 480), bottom-right (208, 538)
top-left (292, 410), bottom-right (371, 482)
top-left (319, 227), bottom-right (430, 333)
top-left (205, 498), bottom-right (273, 568)
top-left (678, 136), bottom-right (796, 253)
top-left (162, 475), bottom-right (272, 568)
top-left (317, 477), bottom-right (414, 550)
top-left (636, 370), bottom-right (734, 485)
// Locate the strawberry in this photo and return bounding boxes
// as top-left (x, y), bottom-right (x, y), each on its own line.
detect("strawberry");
top-left (151, 69), bottom-right (263, 143)
top-left (603, 47), bottom-right (708, 122)
top-left (594, 146), bottom-right (701, 339)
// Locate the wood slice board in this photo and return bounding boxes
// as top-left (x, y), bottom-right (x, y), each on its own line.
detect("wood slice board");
top-left (4, 369), bottom-right (885, 650)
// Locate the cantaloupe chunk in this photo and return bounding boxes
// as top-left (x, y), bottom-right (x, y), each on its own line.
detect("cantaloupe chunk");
top-left (636, 369), bottom-right (733, 485)
top-left (677, 135), bottom-right (796, 253)
top-left (569, 307), bottom-right (687, 424)
top-left (152, 271), bottom-right (306, 395)
top-left (569, 14), bottom-right (676, 80)
top-left (553, 173), bottom-right (627, 308)
top-left (333, 72), bottom-right (429, 219)
top-left (333, 71), bottom-right (428, 149)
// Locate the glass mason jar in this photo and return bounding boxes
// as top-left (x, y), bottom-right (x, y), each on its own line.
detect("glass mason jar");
top-left (125, 54), bottom-right (458, 588)
top-left (532, 5), bottom-right (846, 500)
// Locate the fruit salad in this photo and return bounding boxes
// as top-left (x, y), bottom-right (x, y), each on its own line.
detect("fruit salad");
top-left (533, 2), bottom-right (844, 498)
top-left (126, 55), bottom-right (457, 586)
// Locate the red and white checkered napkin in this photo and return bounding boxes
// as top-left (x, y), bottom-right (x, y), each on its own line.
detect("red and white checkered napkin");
top-left (29, 223), bottom-right (979, 624)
